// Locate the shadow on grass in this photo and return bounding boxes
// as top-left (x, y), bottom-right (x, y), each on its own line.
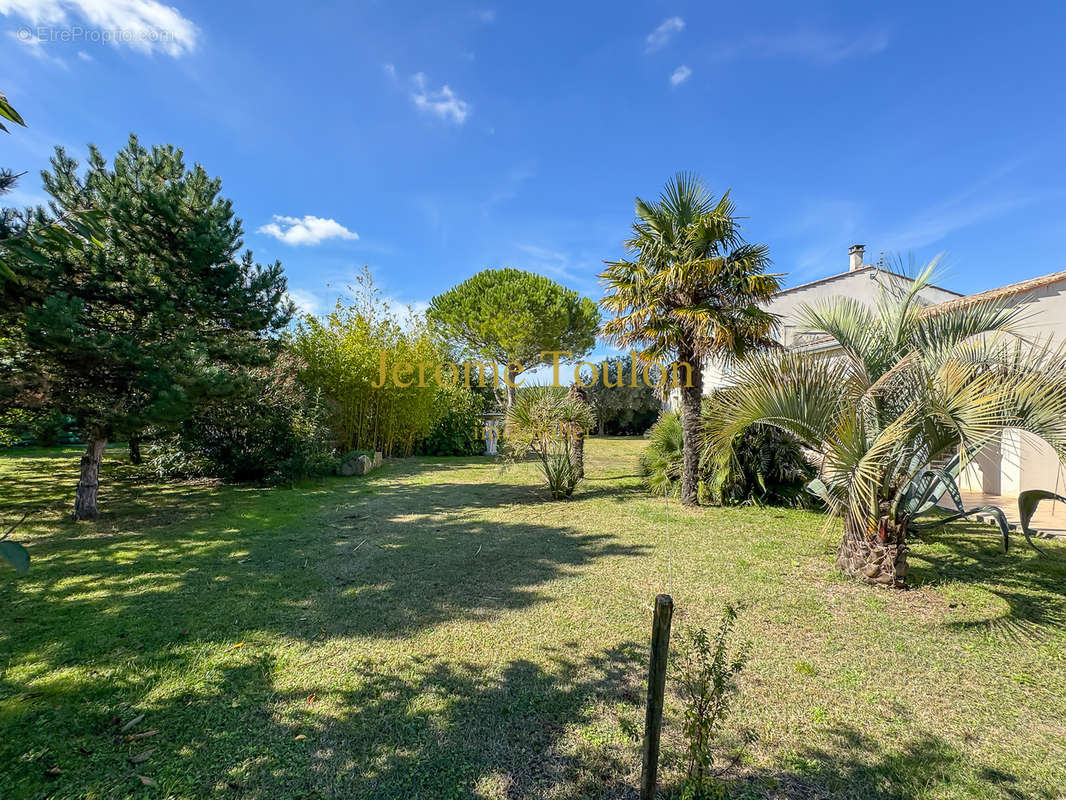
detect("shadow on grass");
top-left (907, 522), bottom-right (1066, 640)
top-left (716, 724), bottom-right (1038, 800)
top-left (2, 449), bottom-right (1061, 798)
top-left (1, 450), bottom-right (651, 797)
top-left (5, 639), bottom-right (647, 798)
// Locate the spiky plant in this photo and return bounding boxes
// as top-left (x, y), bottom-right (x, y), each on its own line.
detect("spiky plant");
top-left (600, 173), bottom-right (780, 506)
top-left (700, 417), bottom-right (814, 507)
top-left (703, 262), bottom-right (1066, 587)
top-left (503, 385), bottom-right (596, 499)
top-left (640, 411), bottom-right (684, 497)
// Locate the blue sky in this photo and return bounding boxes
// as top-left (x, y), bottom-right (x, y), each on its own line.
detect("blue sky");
top-left (3, 0), bottom-right (1066, 337)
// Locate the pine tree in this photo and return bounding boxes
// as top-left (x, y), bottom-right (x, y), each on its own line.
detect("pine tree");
top-left (0, 135), bottom-right (293, 519)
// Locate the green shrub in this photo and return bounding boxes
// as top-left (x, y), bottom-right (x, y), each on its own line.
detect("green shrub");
top-left (583, 357), bottom-right (661, 434)
top-left (0, 408), bottom-right (80, 447)
top-left (414, 384), bottom-right (487, 456)
top-left (149, 355), bottom-right (336, 485)
top-left (673, 606), bottom-right (747, 798)
top-left (700, 421), bottom-right (815, 507)
top-left (639, 411), bottom-right (683, 496)
top-left (640, 402), bottom-right (814, 506)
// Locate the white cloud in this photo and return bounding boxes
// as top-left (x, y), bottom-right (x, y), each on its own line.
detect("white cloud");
top-left (383, 296), bottom-right (429, 322)
top-left (646, 16), bottom-right (684, 52)
top-left (477, 8), bottom-right (494, 23)
top-left (515, 243), bottom-right (593, 288)
top-left (76, 48), bottom-right (92, 60)
top-left (711, 29), bottom-right (890, 64)
top-left (258, 215), bottom-right (359, 246)
top-left (669, 65), bottom-right (691, 86)
top-left (411, 72), bottom-right (470, 124)
top-left (0, 0), bottom-right (199, 57)
top-left (286, 288), bottom-right (323, 318)
top-left (7, 30), bottom-right (69, 66)
top-left (383, 62), bottom-right (396, 79)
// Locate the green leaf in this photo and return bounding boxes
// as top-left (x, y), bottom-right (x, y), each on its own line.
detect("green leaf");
top-left (0, 92), bottom-right (27, 128)
top-left (0, 541), bottom-right (30, 575)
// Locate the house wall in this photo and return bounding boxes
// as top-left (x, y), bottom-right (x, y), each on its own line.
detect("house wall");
top-left (767, 269), bottom-right (958, 347)
top-left (687, 268), bottom-right (959, 403)
top-left (681, 264), bottom-right (1066, 498)
top-left (956, 278), bottom-right (1066, 496)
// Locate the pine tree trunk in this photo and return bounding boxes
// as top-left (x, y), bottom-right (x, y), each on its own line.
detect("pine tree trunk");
top-left (678, 353), bottom-right (704, 507)
top-left (837, 513), bottom-right (909, 588)
top-left (129, 437), bottom-right (141, 465)
top-left (73, 434), bottom-right (107, 521)
top-left (505, 364), bottom-right (520, 409)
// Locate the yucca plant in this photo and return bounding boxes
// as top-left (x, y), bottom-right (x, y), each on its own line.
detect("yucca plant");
top-left (600, 173), bottom-right (780, 506)
top-left (503, 385), bottom-right (596, 499)
top-left (703, 262), bottom-right (1066, 587)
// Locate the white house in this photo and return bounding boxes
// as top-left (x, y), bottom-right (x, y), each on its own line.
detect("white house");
top-left (689, 244), bottom-right (1066, 499)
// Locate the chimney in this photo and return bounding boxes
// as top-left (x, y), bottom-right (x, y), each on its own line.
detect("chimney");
top-left (848, 244), bottom-right (865, 272)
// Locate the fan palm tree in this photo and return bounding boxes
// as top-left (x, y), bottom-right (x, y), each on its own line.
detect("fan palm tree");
top-left (600, 173), bottom-right (780, 505)
top-left (703, 261), bottom-right (1066, 587)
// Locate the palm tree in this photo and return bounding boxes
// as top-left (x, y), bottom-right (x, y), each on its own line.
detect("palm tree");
top-left (600, 173), bottom-right (780, 505)
top-left (703, 262), bottom-right (1066, 587)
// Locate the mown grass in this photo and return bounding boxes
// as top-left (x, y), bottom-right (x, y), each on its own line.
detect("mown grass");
top-left (1, 438), bottom-right (1065, 799)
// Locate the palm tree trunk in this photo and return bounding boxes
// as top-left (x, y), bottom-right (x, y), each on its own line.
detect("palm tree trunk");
top-left (837, 513), bottom-right (909, 588)
top-left (73, 433), bottom-right (107, 521)
top-left (678, 351), bottom-right (704, 506)
top-left (567, 384), bottom-right (589, 479)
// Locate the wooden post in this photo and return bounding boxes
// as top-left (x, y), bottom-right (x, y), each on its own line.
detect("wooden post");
top-left (640, 593), bottom-right (674, 800)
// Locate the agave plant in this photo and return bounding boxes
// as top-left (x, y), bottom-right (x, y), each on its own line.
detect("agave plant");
top-left (703, 262), bottom-right (1066, 587)
top-left (900, 453), bottom-right (1066, 553)
top-left (503, 385), bottom-right (596, 499)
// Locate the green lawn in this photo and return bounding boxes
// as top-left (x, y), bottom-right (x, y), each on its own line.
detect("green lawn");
top-left (2, 438), bottom-right (1065, 799)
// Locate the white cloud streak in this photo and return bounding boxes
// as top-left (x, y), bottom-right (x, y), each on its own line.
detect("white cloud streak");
top-left (670, 64), bottom-right (691, 86)
top-left (286, 288), bottom-right (323, 318)
top-left (0, 0), bottom-right (199, 57)
top-left (710, 28), bottom-right (889, 64)
top-left (258, 215), bottom-right (359, 246)
top-left (411, 72), bottom-right (470, 124)
top-left (646, 16), bottom-right (684, 52)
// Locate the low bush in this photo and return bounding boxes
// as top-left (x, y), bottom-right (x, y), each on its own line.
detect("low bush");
top-left (583, 357), bottom-right (661, 435)
top-left (149, 355), bottom-right (336, 485)
top-left (639, 401), bottom-right (814, 506)
top-left (673, 606), bottom-right (748, 799)
top-left (639, 411), bottom-right (684, 496)
top-left (700, 422), bottom-right (815, 507)
top-left (503, 385), bottom-right (595, 499)
top-left (414, 384), bottom-right (487, 456)
top-left (0, 408), bottom-right (80, 447)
